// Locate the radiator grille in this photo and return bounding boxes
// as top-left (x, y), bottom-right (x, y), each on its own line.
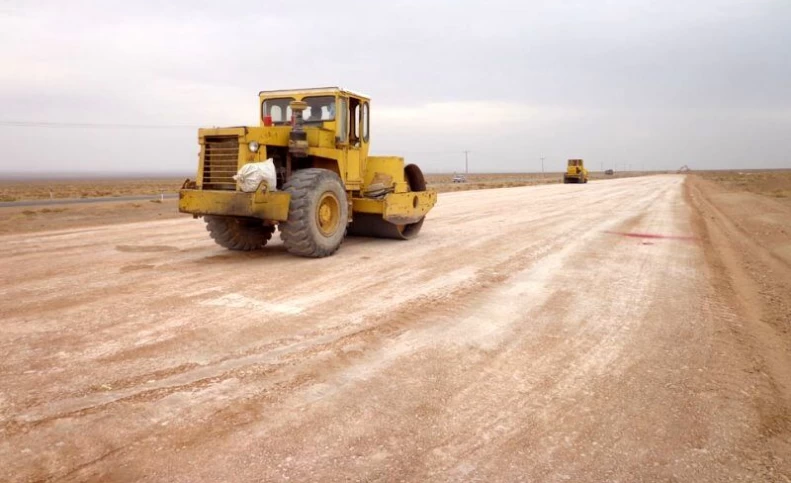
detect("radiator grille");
top-left (202, 136), bottom-right (239, 190)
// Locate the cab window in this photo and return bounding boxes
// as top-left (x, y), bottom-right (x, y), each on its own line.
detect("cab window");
top-left (362, 102), bottom-right (369, 142)
top-left (303, 96), bottom-right (336, 123)
top-left (349, 97), bottom-right (360, 146)
top-left (337, 97), bottom-right (348, 142)
top-left (262, 97), bottom-right (294, 124)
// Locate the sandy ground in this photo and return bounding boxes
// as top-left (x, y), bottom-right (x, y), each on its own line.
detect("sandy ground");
top-left (0, 200), bottom-right (182, 235)
top-left (0, 178), bottom-right (183, 202)
top-left (1, 175), bottom-right (789, 482)
top-left (0, 173), bottom-right (653, 202)
top-left (0, 174), bottom-right (656, 236)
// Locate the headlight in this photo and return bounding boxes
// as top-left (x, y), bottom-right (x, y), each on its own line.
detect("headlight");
top-left (248, 141), bottom-right (260, 153)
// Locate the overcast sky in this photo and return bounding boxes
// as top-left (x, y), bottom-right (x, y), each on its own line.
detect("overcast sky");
top-left (1, 0), bottom-right (789, 175)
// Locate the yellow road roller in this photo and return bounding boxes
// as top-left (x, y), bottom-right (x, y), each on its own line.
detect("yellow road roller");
top-left (178, 87), bottom-right (437, 258)
top-left (563, 159), bottom-right (589, 184)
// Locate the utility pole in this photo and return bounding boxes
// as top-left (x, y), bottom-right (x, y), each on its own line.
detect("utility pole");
top-left (464, 150), bottom-right (470, 174)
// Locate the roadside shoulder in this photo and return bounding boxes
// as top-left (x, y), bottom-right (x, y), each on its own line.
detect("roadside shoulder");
top-left (684, 175), bottom-right (791, 474)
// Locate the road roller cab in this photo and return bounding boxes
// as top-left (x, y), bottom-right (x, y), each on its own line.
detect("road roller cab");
top-left (178, 87), bottom-right (437, 257)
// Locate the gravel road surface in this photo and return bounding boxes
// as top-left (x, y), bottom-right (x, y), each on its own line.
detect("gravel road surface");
top-left (0, 193), bottom-right (178, 208)
top-left (2, 175), bottom-right (789, 482)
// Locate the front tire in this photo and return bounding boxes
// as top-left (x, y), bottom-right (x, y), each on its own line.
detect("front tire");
top-left (205, 216), bottom-right (274, 251)
top-left (280, 169), bottom-right (348, 258)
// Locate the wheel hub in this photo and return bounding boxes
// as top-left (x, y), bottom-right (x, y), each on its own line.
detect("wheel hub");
top-left (316, 192), bottom-right (340, 237)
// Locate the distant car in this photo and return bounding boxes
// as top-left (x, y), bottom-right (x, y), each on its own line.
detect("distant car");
top-left (605, 169), bottom-right (614, 175)
top-left (452, 174), bottom-right (467, 183)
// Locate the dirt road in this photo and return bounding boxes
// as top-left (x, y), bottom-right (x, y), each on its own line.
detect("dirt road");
top-left (1, 175), bottom-right (789, 482)
top-left (0, 194), bottom-right (178, 209)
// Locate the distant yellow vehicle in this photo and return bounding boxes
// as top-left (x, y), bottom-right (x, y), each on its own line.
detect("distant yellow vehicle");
top-left (563, 159), bottom-right (589, 184)
top-left (178, 87), bottom-right (437, 258)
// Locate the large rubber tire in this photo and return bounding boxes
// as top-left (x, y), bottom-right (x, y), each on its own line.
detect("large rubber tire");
top-left (280, 169), bottom-right (348, 258)
top-left (205, 216), bottom-right (274, 251)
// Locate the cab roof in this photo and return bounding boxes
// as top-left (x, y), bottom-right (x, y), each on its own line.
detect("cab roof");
top-left (258, 87), bottom-right (370, 100)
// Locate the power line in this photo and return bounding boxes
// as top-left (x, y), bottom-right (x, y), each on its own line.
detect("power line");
top-left (0, 120), bottom-right (199, 129)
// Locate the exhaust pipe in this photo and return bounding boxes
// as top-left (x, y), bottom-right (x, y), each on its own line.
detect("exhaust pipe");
top-left (288, 100), bottom-right (309, 158)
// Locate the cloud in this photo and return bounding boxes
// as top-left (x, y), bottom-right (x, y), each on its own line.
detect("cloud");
top-left (377, 102), bottom-right (579, 127)
top-left (0, 0), bottom-right (789, 174)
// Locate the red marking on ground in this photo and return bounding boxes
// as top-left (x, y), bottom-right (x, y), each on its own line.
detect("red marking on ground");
top-left (605, 231), bottom-right (697, 242)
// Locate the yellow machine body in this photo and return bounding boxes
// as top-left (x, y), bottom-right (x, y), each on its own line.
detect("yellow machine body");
top-left (178, 87), bottom-right (436, 254)
top-left (563, 158), bottom-right (589, 184)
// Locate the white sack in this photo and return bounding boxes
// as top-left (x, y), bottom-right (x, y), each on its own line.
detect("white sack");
top-left (233, 159), bottom-right (277, 192)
